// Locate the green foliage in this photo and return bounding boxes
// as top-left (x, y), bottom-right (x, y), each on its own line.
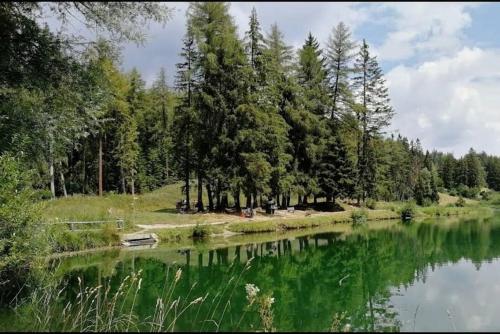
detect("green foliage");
top-left (351, 209), bottom-right (368, 225)
top-left (400, 201), bottom-right (416, 220)
top-left (365, 198), bottom-right (377, 210)
top-left (192, 224), bottom-right (209, 239)
top-left (0, 155), bottom-right (43, 302)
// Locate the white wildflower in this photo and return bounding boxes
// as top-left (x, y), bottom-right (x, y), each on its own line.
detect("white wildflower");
top-left (245, 283), bottom-right (260, 304)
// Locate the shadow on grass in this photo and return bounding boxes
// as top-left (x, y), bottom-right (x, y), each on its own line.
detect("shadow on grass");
top-left (153, 208), bottom-right (179, 214)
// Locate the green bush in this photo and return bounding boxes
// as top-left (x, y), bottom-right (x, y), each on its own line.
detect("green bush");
top-left (0, 155), bottom-right (44, 303)
top-left (351, 209), bottom-right (368, 225)
top-left (365, 198), bottom-right (377, 210)
top-left (480, 190), bottom-right (491, 201)
top-left (192, 224), bottom-right (209, 239)
top-left (400, 201), bottom-right (416, 221)
top-left (421, 198), bottom-right (433, 207)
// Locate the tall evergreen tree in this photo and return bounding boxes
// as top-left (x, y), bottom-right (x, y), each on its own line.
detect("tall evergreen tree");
top-left (352, 39), bottom-right (394, 202)
top-left (326, 22), bottom-right (356, 120)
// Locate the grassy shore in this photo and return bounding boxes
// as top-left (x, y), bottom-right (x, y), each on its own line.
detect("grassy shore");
top-left (40, 183), bottom-right (492, 252)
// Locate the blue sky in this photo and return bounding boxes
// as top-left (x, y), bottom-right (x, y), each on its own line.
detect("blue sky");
top-left (44, 2), bottom-right (500, 157)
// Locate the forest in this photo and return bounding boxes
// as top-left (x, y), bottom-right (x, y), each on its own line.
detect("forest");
top-left (2, 2), bottom-right (500, 214)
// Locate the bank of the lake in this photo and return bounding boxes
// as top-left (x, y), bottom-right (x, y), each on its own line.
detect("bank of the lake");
top-left (5, 211), bottom-right (500, 332)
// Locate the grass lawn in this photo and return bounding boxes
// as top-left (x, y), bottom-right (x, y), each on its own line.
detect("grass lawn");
top-left (42, 183), bottom-right (489, 239)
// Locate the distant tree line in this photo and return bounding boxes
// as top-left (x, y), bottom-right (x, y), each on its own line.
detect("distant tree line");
top-left (1, 2), bottom-right (500, 213)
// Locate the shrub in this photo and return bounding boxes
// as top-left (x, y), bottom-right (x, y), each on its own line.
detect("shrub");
top-left (365, 198), bottom-right (377, 210)
top-left (351, 209), bottom-right (367, 225)
top-left (192, 224), bottom-right (209, 239)
top-left (455, 196), bottom-right (466, 207)
top-left (480, 190), bottom-right (491, 201)
top-left (400, 201), bottom-right (416, 221)
top-left (0, 154), bottom-right (43, 303)
top-left (421, 198), bottom-right (433, 207)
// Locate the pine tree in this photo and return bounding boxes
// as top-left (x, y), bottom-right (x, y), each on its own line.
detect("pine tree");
top-left (326, 22), bottom-right (356, 120)
top-left (352, 39), bottom-right (394, 202)
top-left (173, 26), bottom-right (198, 210)
top-left (188, 2), bottom-right (249, 211)
top-left (317, 136), bottom-right (354, 203)
top-left (264, 23), bottom-right (294, 75)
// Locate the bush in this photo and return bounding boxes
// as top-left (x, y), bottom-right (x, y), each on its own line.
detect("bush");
top-left (400, 201), bottom-right (416, 221)
top-left (480, 190), bottom-right (491, 201)
top-left (351, 209), bottom-right (368, 225)
top-left (0, 155), bottom-right (43, 303)
top-left (192, 224), bottom-right (209, 239)
top-left (421, 198), bottom-right (433, 207)
top-left (455, 196), bottom-right (466, 207)
top-left (365, 198), bottom-right (377, 210)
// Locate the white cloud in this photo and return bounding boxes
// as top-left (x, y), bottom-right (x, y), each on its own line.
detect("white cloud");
top-left (374, 2), bottom-right (479, 61)
top-left (387, 46), bottom-right (500, 156)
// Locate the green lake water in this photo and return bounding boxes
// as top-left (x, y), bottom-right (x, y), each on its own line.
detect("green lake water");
top-left (15, 213), bottom-right (500, 331)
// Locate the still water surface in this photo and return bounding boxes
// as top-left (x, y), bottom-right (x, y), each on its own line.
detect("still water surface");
top-left (47, 214), bottom-right (500, 331)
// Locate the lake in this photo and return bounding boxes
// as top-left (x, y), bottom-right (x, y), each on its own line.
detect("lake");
top-left (13, 214), bottom-right (500, 331)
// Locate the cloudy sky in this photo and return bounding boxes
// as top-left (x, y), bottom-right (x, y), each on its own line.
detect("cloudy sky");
top-left (48, 2), bottom-right (500, 157)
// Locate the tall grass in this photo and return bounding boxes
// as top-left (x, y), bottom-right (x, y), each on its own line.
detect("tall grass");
top-left (11, 258), bottom-right (275, 332)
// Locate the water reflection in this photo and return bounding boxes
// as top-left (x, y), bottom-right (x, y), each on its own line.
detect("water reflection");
top-left (51, 214), bottom-right (500, 331)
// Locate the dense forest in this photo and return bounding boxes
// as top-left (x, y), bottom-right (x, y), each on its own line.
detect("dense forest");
top-left (2, 1), bottom-right (500, 214)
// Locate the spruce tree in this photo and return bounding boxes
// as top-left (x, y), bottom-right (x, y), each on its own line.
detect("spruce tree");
top-left (352, 39), bottom-right (394, 202)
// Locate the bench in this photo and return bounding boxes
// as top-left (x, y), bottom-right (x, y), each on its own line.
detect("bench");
top-left (287, 206), bottom-right (295, 213)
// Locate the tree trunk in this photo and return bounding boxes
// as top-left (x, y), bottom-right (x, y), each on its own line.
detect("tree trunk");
top-left (197, 172), bottom-right (204, 212)
top-left (185, 168), bottom-right (190, 210)
top-left (98, 135), bottom-right (103, 196)
top-left (313, 195), bottom-right (317, 205)
top-left (246, 193), bottom-right (251, 208)
top-left (60, 168), bottom-right (67, 198)
top-left (165, 153), bottom-right (169, 184)
top-left (131, 172), bottom-right (135, 196)
top-left (234, 188), bottom-right (240, 211)
top-left (120, 166), bottom-right (126, 194)
top-left (49, 156), bottom-right (55, 199)
top-left (221, 193), bottom-right (228, 211)
top-left (215, 179), bottom-right (221, 211)
top-left (82, 144), bottom-right (86, 194)
top-left (207, 182), bottom-right (214, 211)
top-left (297, 194), bottom-right (302, 206)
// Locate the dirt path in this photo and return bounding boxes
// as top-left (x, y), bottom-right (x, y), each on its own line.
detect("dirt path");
top-left (135, 209), bottom-right (352, 232)
top-left (136, 221), bottom-right (228, 230)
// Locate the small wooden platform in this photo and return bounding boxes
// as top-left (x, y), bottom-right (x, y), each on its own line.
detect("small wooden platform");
top-left (121, 233), bottom-right (159, 247)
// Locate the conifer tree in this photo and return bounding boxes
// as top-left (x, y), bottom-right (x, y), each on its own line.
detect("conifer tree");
top-left (326, 22), bottom-right (356, 120)
top-left (352, 39), bottom-right (394, 202)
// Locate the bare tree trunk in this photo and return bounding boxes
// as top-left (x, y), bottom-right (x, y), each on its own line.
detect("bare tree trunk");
top-left (207, 182), bottom-right (214, 211)
top-left (49, 134), bottom-right (55, 198)
top-left (60, 167), bottom-right (67, 198)
top-left (185, 168), bottom-right (190, 210)
top-left (82, 144), bottom-right (86, 194)
top-left (131, 171), bottom-right (135, 196)
top-left (246, 193), bottom-right (251, 208)
top-left (99, 135), bottom-right (103, 196)
top-left (120, 166), bottom-right (126, 194)
top-left (49, 157), bottom-right (55, 198)
top-left (197, 172), bottom-right (204, 212)
top-left (165, 153), bottom-right (169, 184)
